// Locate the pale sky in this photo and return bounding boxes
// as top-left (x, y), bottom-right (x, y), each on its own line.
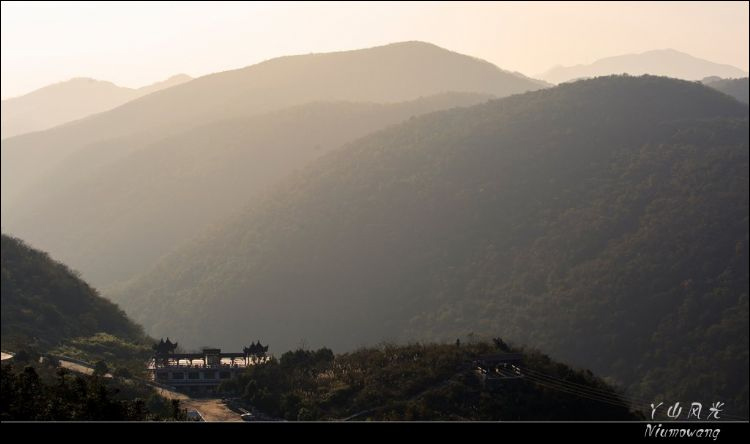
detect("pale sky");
top-left (1, 1), bottom-right (748, 99)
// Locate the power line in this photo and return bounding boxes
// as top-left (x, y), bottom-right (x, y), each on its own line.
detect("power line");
top-left (518, 365), bottom-right (747, 420)
top-left (521, 374), bottom-right (642, 411)
top-left (514, 366), bottom-right (747, 421)
top-left (518, 366), bottom-right (649, 406)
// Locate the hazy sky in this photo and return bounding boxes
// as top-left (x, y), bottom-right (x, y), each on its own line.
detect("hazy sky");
top-left (2, 1), bottom-right (748, 99)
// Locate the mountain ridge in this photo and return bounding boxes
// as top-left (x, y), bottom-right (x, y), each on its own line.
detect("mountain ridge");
top-left (1, 41), bottom-right (546, 213)
top-left (110, 75), bottom-right (748, 416)
top-left (0, 74), bottom-right (193, 139)
top-left (703, 76), bottom-right (749, 103)
top-left (2, 92), bottom-right (494, 289)
top-left (539, 49), bottom-right (747, 84)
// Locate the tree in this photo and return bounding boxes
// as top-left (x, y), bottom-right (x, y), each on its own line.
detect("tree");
top-left (171, 399), bottom-right (186, 420)
top-left (114, 367), bottom-right (132, 379)
top-left (492, 338), bottom-right (511, 352)
top-left (93, 360), bottom-right (109, 377)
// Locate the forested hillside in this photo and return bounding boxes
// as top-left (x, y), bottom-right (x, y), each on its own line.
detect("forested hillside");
top-left (220, 341), bottom-right (640, 420)
top-left (1, 234), bottom-right (150, 368)
top-left (3, 93), bottom-right (492, 288)
top-left (113, 76), bottom-right (749, 417)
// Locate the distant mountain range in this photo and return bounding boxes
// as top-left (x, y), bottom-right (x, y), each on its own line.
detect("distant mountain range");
top-left (0, 74), bottom-right (192, 139)
top-left (2, 42), bottom-right (747, 420)
top-left (0, 41), bottom-right (545, 290)
top-left (110, 76), bottom-right (748, 417)
top-left (539, 49), bottom-right (747, 84)
top-left (703, 76), bottom-right (749, 103)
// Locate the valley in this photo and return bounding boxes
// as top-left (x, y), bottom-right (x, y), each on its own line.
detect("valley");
top-left (1, 2), bottom-right (748, 425)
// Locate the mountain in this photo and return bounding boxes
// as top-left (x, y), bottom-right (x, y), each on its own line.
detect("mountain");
top-left (1, 41), bottom-right (545, 212)
top-left (2, 93), bottom-right (492, 289)
top-left (0, 234), bottom-right (146, 352)
top-left (111, 76), bottom-right (749, 417)
top-left (0, 74), bottom-right (192, 139)
top-left (539, 49), bottom-right (748, 84)
top-left (134, 74), bottom-right (193, 96)
top-left (703, 77), bottom-right (749, 103)
top-left (1, 42), bottom-right (545, 290)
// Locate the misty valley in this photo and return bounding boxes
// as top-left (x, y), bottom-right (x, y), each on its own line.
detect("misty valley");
top-left (1, 3), bottom-right (748, 428)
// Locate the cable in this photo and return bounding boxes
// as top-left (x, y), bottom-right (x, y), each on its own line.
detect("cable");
top-left (517, 366), bottom-right (648, 406)
top-left (515, 366), bottom-right (748, 421)
top-left (489, 367), bottom-right (672, 418)
top-left (487, 366), bottom-right (636, 410)
top-left (521, 374), bottom-right (642, 411)
top-left (518, 365), bottom-right (748, 420)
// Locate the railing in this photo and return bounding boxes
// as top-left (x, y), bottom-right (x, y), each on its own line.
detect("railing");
top-left (148, 363), bottom-right (249, 370)
top-left (162, 379), bottom-right (227, 385)
top-left (136, 377), bottom-right (177, 391)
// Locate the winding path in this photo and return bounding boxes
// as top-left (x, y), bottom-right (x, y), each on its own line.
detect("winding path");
top-left (153, 387), bottom-right (242, 422)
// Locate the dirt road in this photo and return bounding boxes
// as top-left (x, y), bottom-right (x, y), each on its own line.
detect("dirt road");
top-left (154, 387), bottom-right (243, 422)
top-left (58, 357), bottom-right (242, 421)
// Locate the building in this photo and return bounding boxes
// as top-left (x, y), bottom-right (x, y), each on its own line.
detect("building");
top-left (473, 353), bottom-right (524, 389)
top-left (148, 338), bottom-right (268, 394)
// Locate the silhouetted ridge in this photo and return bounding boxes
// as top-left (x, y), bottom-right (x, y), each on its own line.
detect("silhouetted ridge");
top-left (1, 234), bottom-right (146, 351)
